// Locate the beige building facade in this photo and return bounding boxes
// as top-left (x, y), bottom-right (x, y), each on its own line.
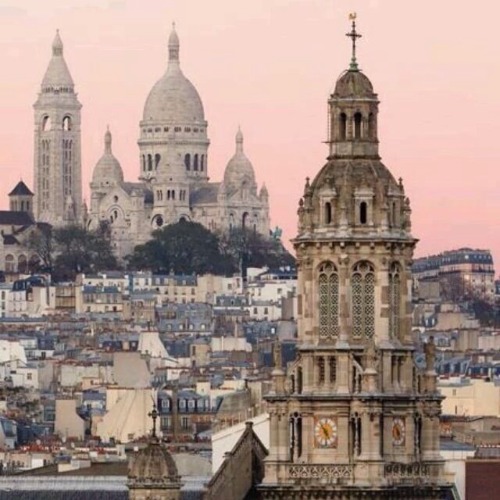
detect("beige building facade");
top-left (440, 378), bottom-right (500, 417)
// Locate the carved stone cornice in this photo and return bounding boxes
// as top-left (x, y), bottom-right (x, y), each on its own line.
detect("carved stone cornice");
top-left (288, 464), bottom-right (353, 482)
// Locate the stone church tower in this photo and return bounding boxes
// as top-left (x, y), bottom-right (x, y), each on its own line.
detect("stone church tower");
top-left (259, 17), bottom-right (453, 499)
top-left (33, 31), bottom-right (82, 226)
top-left (127, 406), bottom-right (182, 500)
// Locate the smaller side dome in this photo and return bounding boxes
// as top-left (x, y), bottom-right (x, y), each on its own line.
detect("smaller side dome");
top-left (333, 69), bottom-right (375, 98)
top-left (128, 440), bottom-right (180, 489)
top-left (91, 127), bottom-right (124, 187)
top-left (223, 127), bottom-right (257, 192)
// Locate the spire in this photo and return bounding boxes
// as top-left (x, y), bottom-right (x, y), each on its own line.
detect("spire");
top-left (235, 126), bottom-right (244, 154)
top-left (104, 126), bottom-right (112, 154)
top-left (52, 29), bottom-right (63, 56)
top-left (148, 403), bottom-right (159, 439)
top-left (168, 22), bottom-right (180, 63)
top-left (346, 13), bottom-right (362, 70)
top-left (41, 30), bottom-right (75, 91)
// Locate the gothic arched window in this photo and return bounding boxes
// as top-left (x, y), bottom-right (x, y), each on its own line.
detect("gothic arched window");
top-left (354, 112), bottom-right (362, 139)
top-left (154, 154), bottom-right (161, 169)
top-left (200, 155), bottom-right (205, 171)
top-left (147, 154), bottom-right (152, 171)
top-left (62, 116), bottom-right (72, 131)
top-left (63, 139), bottom-right (73, 197)
top-left (389, 262), bottom-right (401, 339)
top-left (360, 201), bottom-right (368, 224)
top-left (339, 113), bottom-right (347, 140)
top-left (185, 154), bottom-right (191, 171)
top-left (391, 201), bottom-right (398, 227)
top-left (318, 261), bottom-right (339, 340)
top-left (324, 202), bottom-right (332, 224)
top-left (42, 116), bottom-right (51, 131)
top-left (351, 261), bottom-right (375, 339)
top-left (193, 154), bottom-right (199, 171)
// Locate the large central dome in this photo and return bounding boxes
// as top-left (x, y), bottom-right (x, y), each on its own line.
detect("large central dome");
top-left (142, 25), bottom-right (205, 124)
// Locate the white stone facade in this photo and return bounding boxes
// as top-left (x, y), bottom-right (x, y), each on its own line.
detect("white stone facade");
top-left (33, 32), bottom-right (82, 226)
top-left (86, 26), bottom-right (270, 259)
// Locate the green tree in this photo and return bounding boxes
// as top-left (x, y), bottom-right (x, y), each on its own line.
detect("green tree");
top-left (24, 222), bottom-right (118, 281)
top-left (25, 223), bottom-right (54, 272)
top-left (218, 228), bottom-right (295, 271)
top-left (127, 220), bottom-right (229, 274)
top-left (52, 222), bottom-right (118, 281)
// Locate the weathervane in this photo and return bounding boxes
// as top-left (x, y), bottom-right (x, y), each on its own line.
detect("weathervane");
top-left (346, 12), bottom-right (362, 70)
top-left (148, 403), bottom-right (159, 439)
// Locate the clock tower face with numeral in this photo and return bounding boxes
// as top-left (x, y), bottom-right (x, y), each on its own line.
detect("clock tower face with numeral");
top-left (314, 417), bottom-right (338, 448)
top-left (392, 417), bottom-right (406, 446)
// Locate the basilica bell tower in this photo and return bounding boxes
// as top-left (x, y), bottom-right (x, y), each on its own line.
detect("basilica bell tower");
top-left (33, 31), bottom-right (82, 226)
top-left (258, 15), bottom-right (453, 499)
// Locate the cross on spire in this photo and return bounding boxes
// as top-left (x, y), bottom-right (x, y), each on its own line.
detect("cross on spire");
top-left (148, 403), bottom-right (159, 439)
top-left (346, 12), bottom-right (362, 70)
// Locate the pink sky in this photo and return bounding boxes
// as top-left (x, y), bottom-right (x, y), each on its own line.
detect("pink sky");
top-left (0, 0), bottom-right (499, 273)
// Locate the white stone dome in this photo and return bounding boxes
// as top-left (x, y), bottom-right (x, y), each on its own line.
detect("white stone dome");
top-left (142, 25), bottom-right (205, 124)
top-left (223, 128), bottom-right (256, 190)
top-left (92, 128), bottom-right (124, 186)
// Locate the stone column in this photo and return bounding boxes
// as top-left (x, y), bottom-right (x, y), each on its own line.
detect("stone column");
top-left (277, 408), bottom-right (289, 461)
top-left (324, 355), bottom-right (331, 390)
top-left (421, 406), bottom-right (440, 461)
top-left (377, 256), bottom-right (390, 343)
top-left (338, 253), bottom-right (350, 343)
top-left (336, 351), bottom-right (350, 394)
top-left (268, 409), bottom-right (280, 460)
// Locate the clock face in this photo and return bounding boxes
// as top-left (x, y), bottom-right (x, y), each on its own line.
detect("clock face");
top-left (314, 417), bottom-right (338, 448)
top-left (392, 417), bottom-right (405, 446)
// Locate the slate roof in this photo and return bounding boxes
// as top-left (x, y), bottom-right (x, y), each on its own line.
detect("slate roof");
top-left (2, 234), bottom-right (19, 245)
top-left (0, 211), bottom-right (34, 226)
top-left (190, 183), bottom-right (220, 205)
top-left (122, 183), bottom-right (153, 204)
top-left (9, 180), bottom-right (34, 196)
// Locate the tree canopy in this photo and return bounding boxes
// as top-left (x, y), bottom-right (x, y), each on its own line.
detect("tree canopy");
top-left (127, 220), bottom-right (230, 274)
top-left (27, 222), bottom-right (118, 281)
top-left (127, 221), bottom-right (295, 275)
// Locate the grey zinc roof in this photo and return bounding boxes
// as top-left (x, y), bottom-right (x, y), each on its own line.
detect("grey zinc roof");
top-left (0, 211), bottom-right (34, 226)
top-left (122, 183), bottom-right (154, 204)
top-left (190, 183), bottom-right (220, 205)
top-left (9, 180), bottom-right (34, 196)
